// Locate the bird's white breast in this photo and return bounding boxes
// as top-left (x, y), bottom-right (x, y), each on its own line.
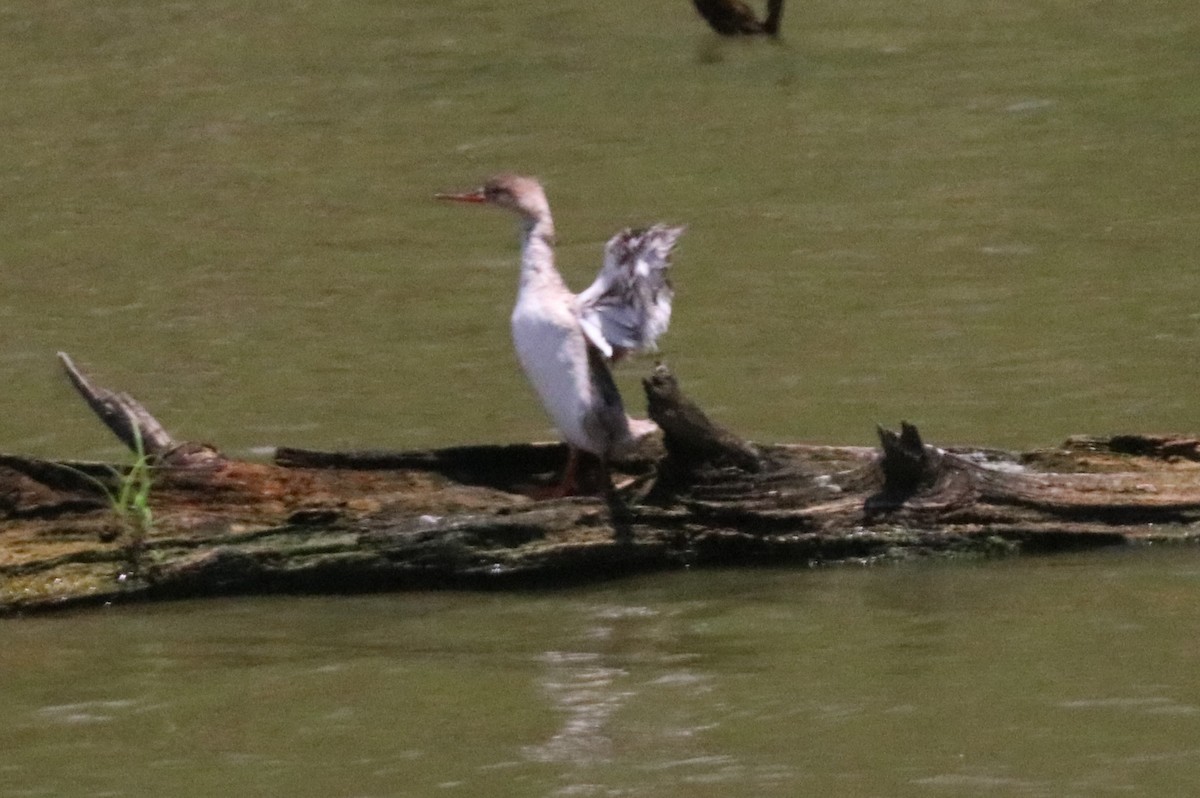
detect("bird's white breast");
top-left (511, 293), bottom-right (603, 453)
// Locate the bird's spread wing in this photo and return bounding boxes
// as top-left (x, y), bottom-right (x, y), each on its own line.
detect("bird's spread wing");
top-left (576, 224), bottom-right (684, 360)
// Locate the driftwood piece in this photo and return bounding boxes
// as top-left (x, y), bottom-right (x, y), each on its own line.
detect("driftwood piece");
top-left (2, 354), bottom-right (1200, 615)
top-left (56, 351), bottom-right (221, 468)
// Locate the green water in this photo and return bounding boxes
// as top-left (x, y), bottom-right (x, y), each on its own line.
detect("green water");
top-left (5, 549), bottom-right (1200, 797)
top-left (3, 1), bottom-right (1200, 794)
top-left (2, 0), bottom-right (1198, 458)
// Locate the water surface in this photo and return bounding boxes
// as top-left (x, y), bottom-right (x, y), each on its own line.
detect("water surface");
top-left (5, 549), bottom-right (1200, 796)
top-left (1, 0), bottom-right (1197, 457)
top-left (3, 2), bottom-right (1199, 794)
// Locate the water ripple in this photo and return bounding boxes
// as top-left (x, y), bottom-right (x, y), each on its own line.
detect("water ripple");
top-left (35, 698), bottom-right (141, 726)
top-left (1059, 696), bottom-right (1199, 714)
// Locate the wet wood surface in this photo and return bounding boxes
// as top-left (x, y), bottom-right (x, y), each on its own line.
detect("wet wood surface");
top-left (3, 356), bottom-right (1199, 615)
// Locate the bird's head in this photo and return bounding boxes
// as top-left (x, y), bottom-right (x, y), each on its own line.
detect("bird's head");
top-left (436, 173), bottom-right (550, 222)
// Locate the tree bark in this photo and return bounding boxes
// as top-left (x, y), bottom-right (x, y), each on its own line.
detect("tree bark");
top-left (2, 355), bottom-right (1199, 615)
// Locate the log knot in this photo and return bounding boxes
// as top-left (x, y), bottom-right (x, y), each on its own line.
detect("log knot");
top-left (643, 364), bottom-right (761, 474)
top-left (877, 422), bottom-right (942, 495)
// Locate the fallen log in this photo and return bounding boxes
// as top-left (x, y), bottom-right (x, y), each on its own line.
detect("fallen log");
top-left (2, 355), bottom-right (1199, 615)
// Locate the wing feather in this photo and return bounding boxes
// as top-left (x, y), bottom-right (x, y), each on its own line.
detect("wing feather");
top-left (576, 224), bottom-right (684, 360)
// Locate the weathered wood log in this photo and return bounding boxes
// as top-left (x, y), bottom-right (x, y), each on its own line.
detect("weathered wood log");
top-left (2, 354), bottom-right (1200, 615)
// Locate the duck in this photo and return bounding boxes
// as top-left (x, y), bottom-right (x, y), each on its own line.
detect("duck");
top-left (437, 174), bottom-right (684, 496)
top-left (692, 0), bottom-right (785, 36)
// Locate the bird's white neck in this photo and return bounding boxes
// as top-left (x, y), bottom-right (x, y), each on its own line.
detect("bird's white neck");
top-left (517, 213), bottom-right (566, 294)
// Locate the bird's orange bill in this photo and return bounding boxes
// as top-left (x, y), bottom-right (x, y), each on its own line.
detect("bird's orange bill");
top-left (434, 189), bottom-right (486, 203)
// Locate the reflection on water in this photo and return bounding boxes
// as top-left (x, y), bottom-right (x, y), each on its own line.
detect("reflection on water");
top-left (525, 649), bottom-right (632, 766)
top-left (6, 548), bottom-right (1200, 796)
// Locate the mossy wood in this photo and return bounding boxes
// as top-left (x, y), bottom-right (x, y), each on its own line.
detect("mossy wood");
top-left (3, 354), bottom-right (1200, 615)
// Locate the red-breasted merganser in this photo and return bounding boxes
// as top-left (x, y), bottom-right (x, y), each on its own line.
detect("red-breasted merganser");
top-left (437, 174), bottom-right (683, 495)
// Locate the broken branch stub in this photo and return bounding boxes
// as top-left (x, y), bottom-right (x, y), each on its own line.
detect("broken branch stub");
top-left (643, 364), bottom-right (761, 473)
top-left (877, 421), bottom-right (941, 495)
top-left (57, 352), bottom-right (220, 468)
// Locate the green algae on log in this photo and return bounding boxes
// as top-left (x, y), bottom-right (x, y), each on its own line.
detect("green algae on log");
top-left (3, 354), bottom-right (1200, 615)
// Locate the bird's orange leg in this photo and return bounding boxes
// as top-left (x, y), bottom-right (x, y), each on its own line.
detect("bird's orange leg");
top-left (524, 446), bottom-right (581, 500)
top-left (553, 446), bottom-right (581, 497)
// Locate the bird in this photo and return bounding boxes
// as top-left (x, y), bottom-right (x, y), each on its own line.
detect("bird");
top-left (692, 0), bottom-right (785, 36)
top-left (437, 174), bottom-right (684, 497)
